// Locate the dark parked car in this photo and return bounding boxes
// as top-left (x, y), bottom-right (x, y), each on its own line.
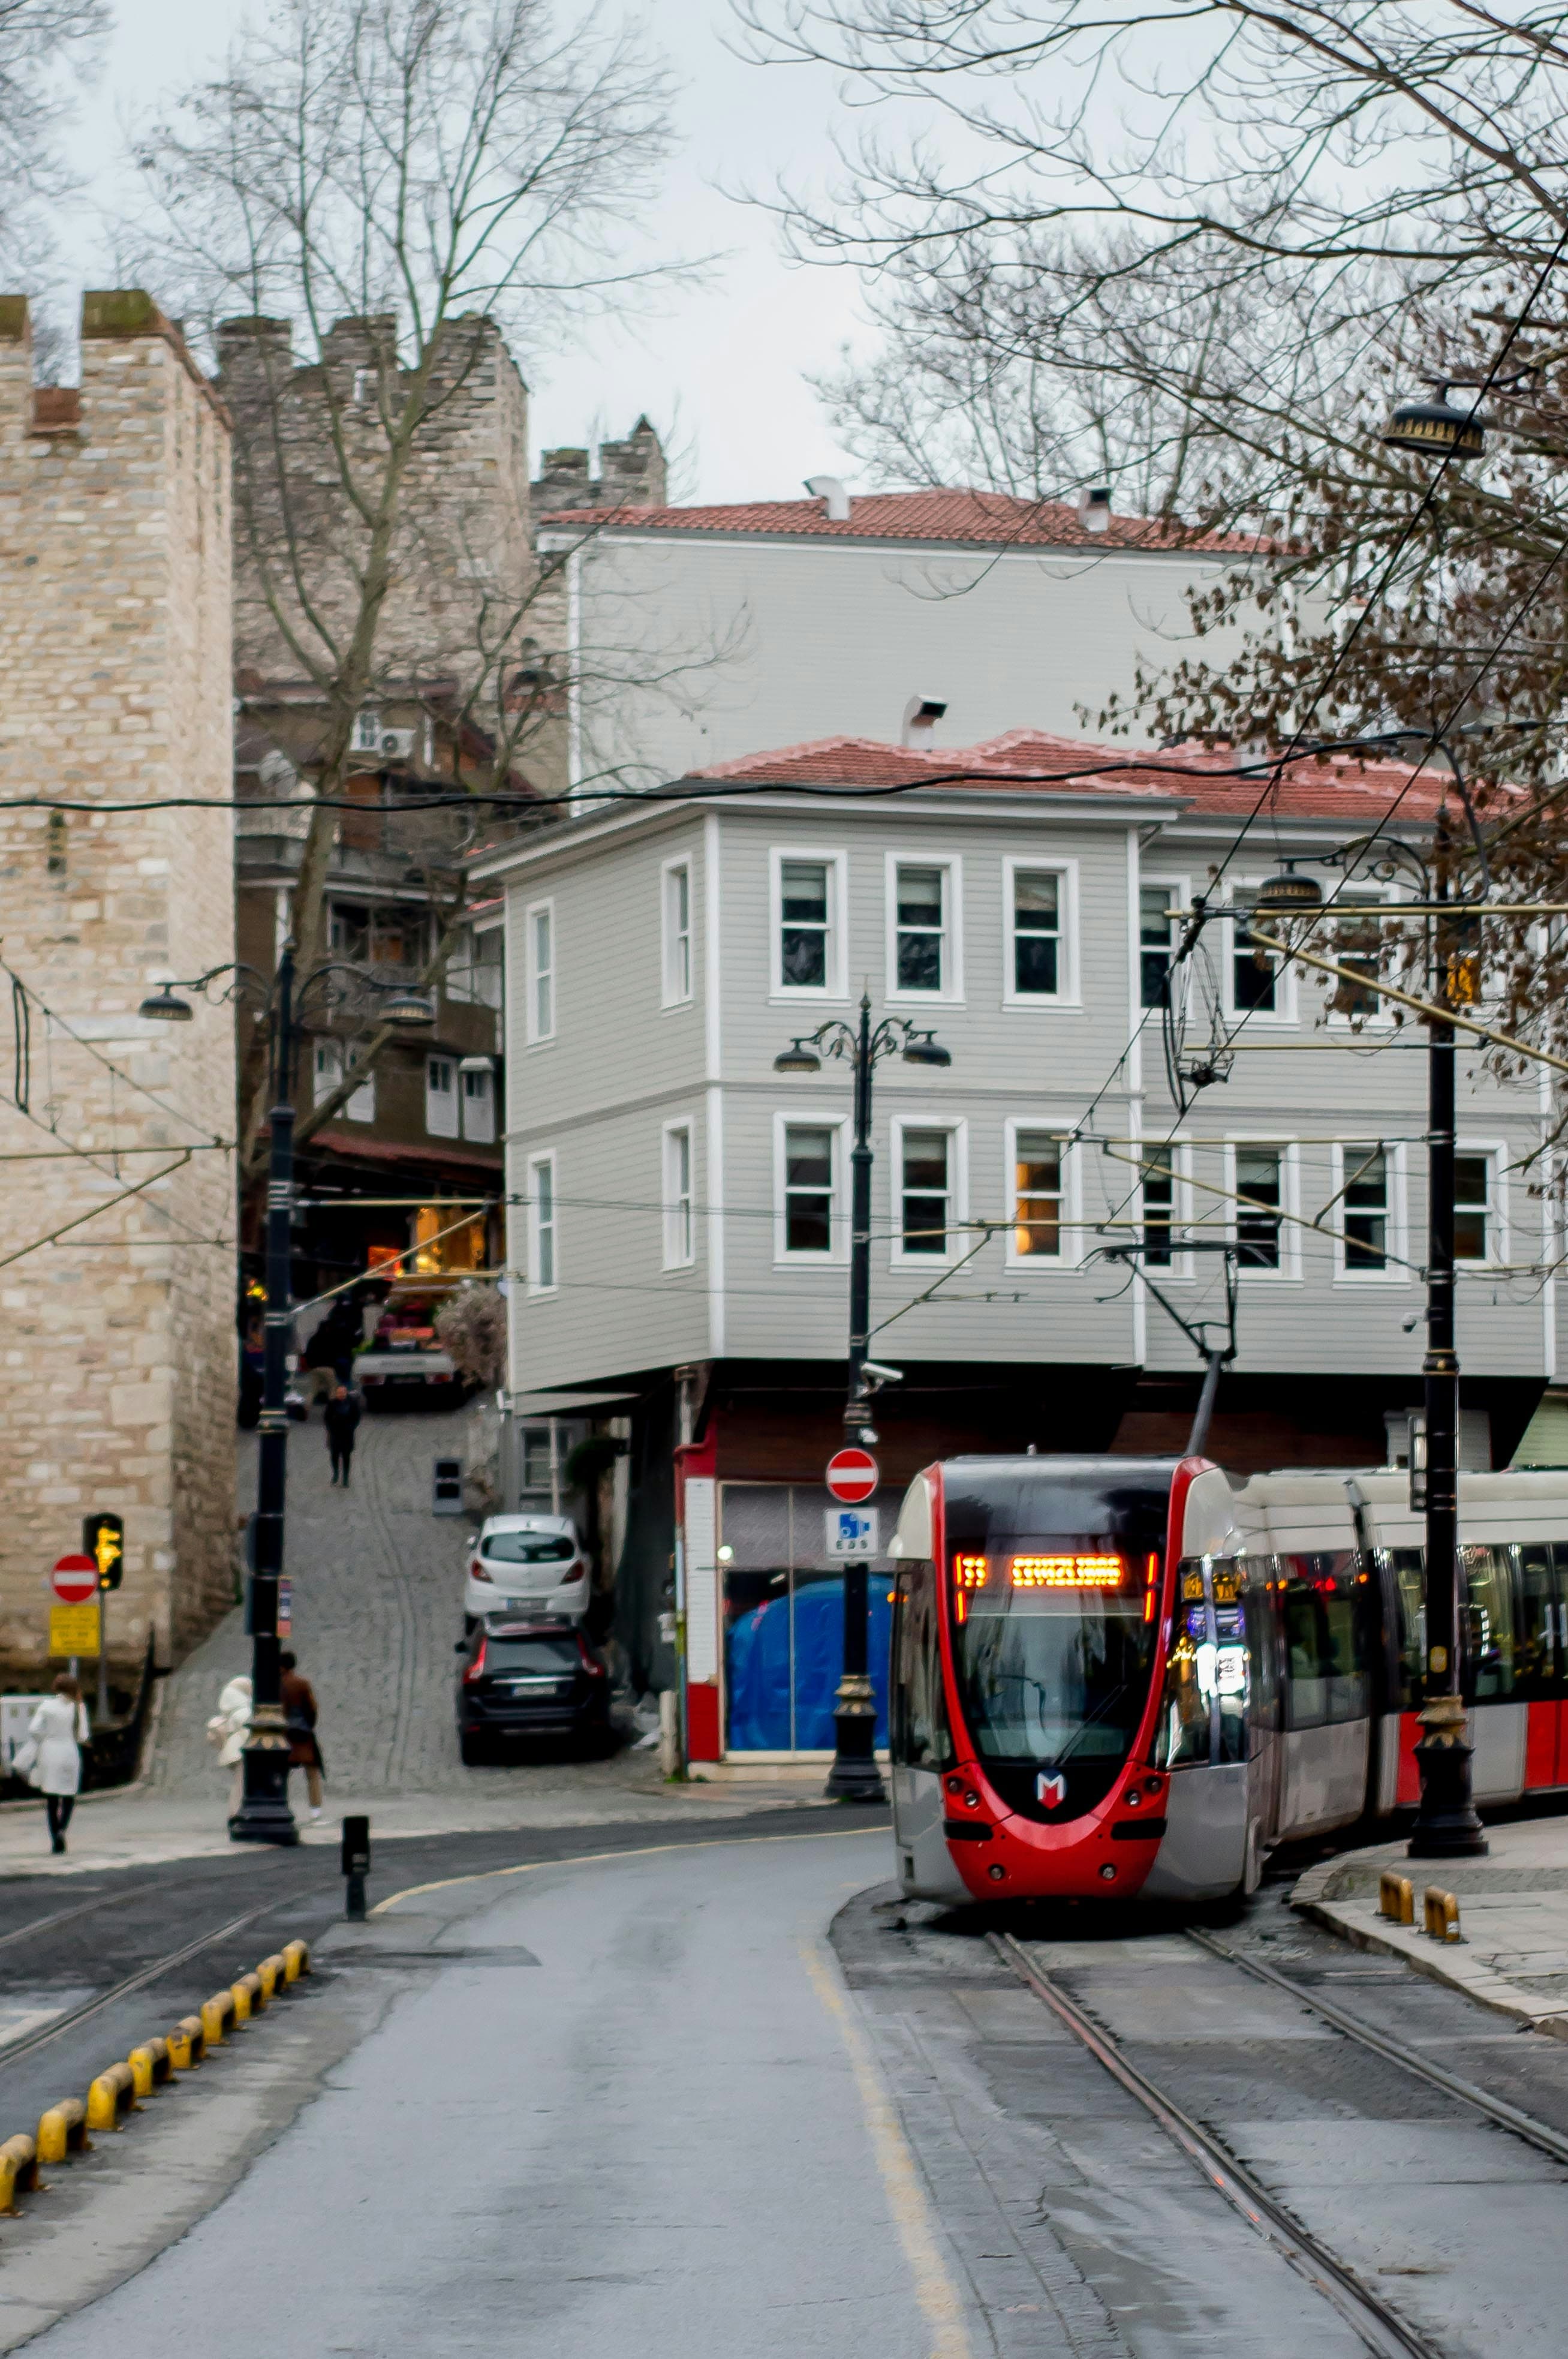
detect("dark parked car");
top-left (455, 1616), bottom-right (612, 1764)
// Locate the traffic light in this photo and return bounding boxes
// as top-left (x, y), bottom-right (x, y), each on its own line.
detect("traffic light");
top-left (83, 1513), bottom-right (124, 1591)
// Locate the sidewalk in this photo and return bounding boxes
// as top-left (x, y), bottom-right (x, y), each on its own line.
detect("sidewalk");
top-left (1293, 1814), bottom-right (1568, 2035)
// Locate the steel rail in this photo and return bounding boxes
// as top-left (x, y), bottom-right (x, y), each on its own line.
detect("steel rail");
top-left (991, 1930), bottom-right (1441, 2359)
top-left (1188, 1926), bottom-right (1568, 2171)
top-left (0, 1889), bottom-right (312, 2067)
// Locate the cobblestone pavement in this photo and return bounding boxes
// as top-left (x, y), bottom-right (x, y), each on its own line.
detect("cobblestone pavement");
top-left (151, 1400), bottom-right (667, 1809)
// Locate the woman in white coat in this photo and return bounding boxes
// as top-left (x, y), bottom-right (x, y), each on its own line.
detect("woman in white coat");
top-left (27, 1675), bottom-right (89, 1855)
top-left (205, 1673), bottom-right (252, 1815)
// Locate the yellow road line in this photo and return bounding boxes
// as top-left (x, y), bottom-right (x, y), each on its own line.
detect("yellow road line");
top-left (800, 1939), bottom-right (973, 2359)
top-left (371, 1822), bottom-right (886, 1915)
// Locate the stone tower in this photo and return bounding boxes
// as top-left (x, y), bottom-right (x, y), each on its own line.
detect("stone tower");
top-left (0, 290), bottom-right (237, 1680)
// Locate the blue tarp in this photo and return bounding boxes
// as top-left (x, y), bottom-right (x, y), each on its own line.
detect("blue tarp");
top-left (725, 1577), bottom-right (892, 1751)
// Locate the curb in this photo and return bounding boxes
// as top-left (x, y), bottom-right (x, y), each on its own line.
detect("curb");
top-left (1290, 1868), bottom-right (1568, 2038)
top-left (0, 1936), bottom-right (312, 2218)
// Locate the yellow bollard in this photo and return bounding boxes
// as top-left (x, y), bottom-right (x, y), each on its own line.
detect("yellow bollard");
top-left (256, 1955), bottom-right (285, 2003)
top-left (231, 1971), bottom-right (264, 2023)
top-left (282, 1938), bottom-right (311, 1982)
top-left (0, 2134), bottom-right (38, 2215)
top-left (201, 1991), bottom-right (234, 2047)
top-left (1423, 1886), bottom-right (1462, 1943)
top-left (86, 2061), bottom-right (136, 2133)
top-left (167, 2015), bottom-right (206, 2070)
top-left (128, 2039), bottom-right (170, 2099)
top-left (37, 2099), bottom-right (89, 2165)
top-left (1379, 1870), bottom-right (1414, 1926)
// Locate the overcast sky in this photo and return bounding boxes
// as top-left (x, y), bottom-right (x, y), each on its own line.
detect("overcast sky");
top-left (62, 0), bottom-right (875, 504)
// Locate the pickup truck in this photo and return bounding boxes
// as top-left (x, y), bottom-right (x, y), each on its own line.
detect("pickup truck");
top-left (354, 1298), bottom-right (466, 1408)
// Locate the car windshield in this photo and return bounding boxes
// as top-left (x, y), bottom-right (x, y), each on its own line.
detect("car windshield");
top-left (483, 1532), bottom-right (575, 1564)
top-left (481, 1637), bottom-right (579, 1672)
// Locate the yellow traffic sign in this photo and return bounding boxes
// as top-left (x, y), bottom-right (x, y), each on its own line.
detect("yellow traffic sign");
top-left (49, 1603), bottom-right (100, 1658)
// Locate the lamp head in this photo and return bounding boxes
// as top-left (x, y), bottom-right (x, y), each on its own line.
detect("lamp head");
top-left (380, 990), bottom-right (437, 1029)
top-left (1382, 386), bottom-right (1487, 461)
top-left (1252, 870), bottom-right (1323, 919)
top-left (902, 1036), bottom-right (951, 1068)
top-left (774, 1041), bottom-right (821, 1074)
top-left (139, 986), bottom-right (194, 1023)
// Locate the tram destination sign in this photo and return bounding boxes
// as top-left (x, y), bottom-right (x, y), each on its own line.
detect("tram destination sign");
top-left (825, 1448), bottom-right (878, 1505)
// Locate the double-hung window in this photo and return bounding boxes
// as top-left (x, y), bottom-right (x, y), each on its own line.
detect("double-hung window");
top-left (525, 900), bottom-right (555, 1043)
top-left (662, 860), bottom-right (693, 1005)
top-left (1332, 899), bottom-right (1383, 1021)
top-left (781, 1123), bottom-right (836, 1256)
top-left (1455, 1154), bottom-right (1494, 1261)
top-left (1011, 1131), bottom-right (1064, 1259)
top-left (461, 1064), bottom-right (495, 1144)
top-left (663, 1123), bottom-right (694, 1268)
top-left (1139, 886), bottom-right (1177, 1009)
top-left (1009, 867), bottom-right (1062, 998)
top-left (314, 1038), bottom-right (374, 1122)
top-left (1142, 1144), bottom-right (1177, 1266)
top-left (1230, 895), bottom-right (1281, 1015)
top-left (774, 854), bottom-right (844, 994)
top-left (901, 1129), bottom-right (952, 1257)
top-left (888, 858), bottom-right (959, 996)
top-left (426, 1054), bottom-right (458, 1138)
top-left (1235, 1146), bottom-right (1284, 1270)
top-left (1341, 1144), bottom-right (1390, 1272)
top-left (526, 1152), bottom-right (557, 1291)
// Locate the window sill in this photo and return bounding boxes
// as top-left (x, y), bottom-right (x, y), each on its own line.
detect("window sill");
top-left (1000, 994), bottom-right (1084, 1013)
top-left (768, 988), bottom-right (850, 1006)
top-left (772, 1255), bottom-right (849, 1270)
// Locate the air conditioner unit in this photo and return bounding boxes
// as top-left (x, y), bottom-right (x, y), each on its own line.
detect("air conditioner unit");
top-left (378, 729), bottom-right (416, 759)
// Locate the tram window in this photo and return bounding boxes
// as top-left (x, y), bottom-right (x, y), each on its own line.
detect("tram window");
top-left (1516, 1545), bottom-right (1564, 1695)
top-left (1462, 1546), bottom-right (1516, 1699)
top-left (1283, 1556), bottom-right (1368, 1728)
top-left (891, 1561), bottom-right (949, 1769)
top-left (1392, 1547), bottom-right (1426, 1709)
top-left (1157, 1592), bottom-right (1212, 1769)
top-left (1284, 1587), bottom-right (1327, 1730)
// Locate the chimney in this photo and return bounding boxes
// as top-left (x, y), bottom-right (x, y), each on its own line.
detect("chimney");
top-left (1078, 485), bottom-right (1112, 533)
top-left (804, 474), bottom-right (851, 523)
top-left (901, 696), bottom-right (947, 749)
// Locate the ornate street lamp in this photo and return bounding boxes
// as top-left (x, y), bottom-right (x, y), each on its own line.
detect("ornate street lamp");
top-left (144, 949), bottom-right (435, 1844)
top-left (774, 993), bottom-right (950, 1803)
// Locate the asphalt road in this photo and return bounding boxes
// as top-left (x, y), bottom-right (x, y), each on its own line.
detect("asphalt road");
top-left (13, 1823), bottom-right (1568, 2355)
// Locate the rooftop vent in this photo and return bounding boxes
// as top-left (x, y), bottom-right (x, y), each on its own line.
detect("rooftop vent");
top-left (902, 696), bottom-right (947, 747)
top-left (1078, 486), bottom-right (1112, 533)
top-left (804, 474), bottom-right (851, 522)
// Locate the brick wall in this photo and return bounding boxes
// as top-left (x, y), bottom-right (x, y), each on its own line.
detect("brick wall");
top-left (0, 290), bottom-right (237, 1677)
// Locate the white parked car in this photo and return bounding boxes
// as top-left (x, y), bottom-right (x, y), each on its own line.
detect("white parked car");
top-left (464, 1514), bottom-right (589, 1630)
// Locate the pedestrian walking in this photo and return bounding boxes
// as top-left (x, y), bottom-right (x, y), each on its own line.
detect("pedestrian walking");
top-left (205, 1671), bottom-right (252, 1815)
top-left (280, 1650), bottom-right (325, 1820)
top-left (324, 1381), bottom-right (361, 1486)
top-left (20, 1675), bottom-right (90, 1855)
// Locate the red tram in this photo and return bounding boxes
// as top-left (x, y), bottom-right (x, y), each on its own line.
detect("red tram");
top-left (888, 1454), bottom-right (1568, 1905)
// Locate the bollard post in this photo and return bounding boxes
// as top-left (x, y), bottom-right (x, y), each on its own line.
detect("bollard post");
top-left (342, 1814), bottom-right (371, 1921)
top-left (1379, 1870), bottom-right (1415, 1926)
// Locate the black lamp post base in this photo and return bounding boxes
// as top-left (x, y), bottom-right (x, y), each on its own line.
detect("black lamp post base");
top-left (228, 1749), bottom-right (299, 1847)
top-left (1407, 1699), bottom-right (1488, 1859)
top-left (825, 1683), bottom-right (886, 1804)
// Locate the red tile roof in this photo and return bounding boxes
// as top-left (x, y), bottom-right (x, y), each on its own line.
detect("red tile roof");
top-left (537, 487), bottom-right (1259, 557)
top-left (306, 1130), bottom-right (503, 1170)
top-left (685, 728), bottom-right (1468, 822)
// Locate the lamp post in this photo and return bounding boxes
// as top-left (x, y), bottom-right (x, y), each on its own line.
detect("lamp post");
top-left (775, 993), bottom-right (950, 1803)
top-left (142, 946), bottom-right (435, 1843)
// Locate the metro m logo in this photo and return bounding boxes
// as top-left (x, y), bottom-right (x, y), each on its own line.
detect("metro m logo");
top-left (1036, 1769), bottom-right (1067, 1810)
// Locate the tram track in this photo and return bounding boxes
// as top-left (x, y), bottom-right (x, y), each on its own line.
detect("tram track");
top-left (991, 1928), bottom-right (1444, 2359)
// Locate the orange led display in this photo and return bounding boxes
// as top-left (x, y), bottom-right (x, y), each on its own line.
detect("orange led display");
top-left (1009, 1553), bottom-right (1126, 1588)
top-left (952, 1555), bottom-right (989, 1588)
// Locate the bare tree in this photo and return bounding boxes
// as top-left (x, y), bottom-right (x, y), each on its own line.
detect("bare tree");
top-left (0, 0), bottom-right (106, 284)
top-left (743, 0), bottom-right (1568, 1077)
top-left (130, 0), bottom-right (697, 1168)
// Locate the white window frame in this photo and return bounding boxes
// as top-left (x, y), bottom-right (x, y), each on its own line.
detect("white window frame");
top-left (890, 1116), bottom-right (969, 1269)
top-left (769, 847), bottom-right (848, 1002)
top-left (772, 1111), bottom-right (849, 1264)
top-left (1003, 1117), bottom-right (1082, 1271)
top-left (1224, 1138), bottom-right (1301, 1279)
top-left (1136, 875), bottom-right (1188, 1015)
top-left (662, 1120), bottom-right (696, 1270)
top-left (1135, 1134), bottom-right (1193, 1280)
top-left (1330, 1140), bottom-right (1407, 1282)
top-left (1224, 884), bottom-right (1297, 1027)
top-left (1454, 1140), bottom-right (1508, 1270)
top-left (526, 1149), bottom-right (558, 1294)
top-left (461, 1062), bottom-right (495, 1144)
top-left (313, 1037), bottom-right (374, 1122)
top-left (1002, 856), bottom-right (1080, 1008)
top-left (425, 1053), bottom-right (458, 1139)
top-left (1323, 885), bottom-right (1398, 1032)
top-left (524, 896), bottom-right (555, 1045)
top-left (884, 851), bottom-right (964, 1003)
top-left (661, 856), bottom-right (694, 1008)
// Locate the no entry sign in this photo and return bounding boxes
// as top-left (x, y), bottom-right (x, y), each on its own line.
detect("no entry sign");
top-left (826, 1447), bottom-right (879, 1505)
top-left (51, 1554), bottom-right (99, 1606)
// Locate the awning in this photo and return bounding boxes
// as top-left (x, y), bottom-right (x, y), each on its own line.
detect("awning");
top-left (506, 1389), bottom-right (641, 1418)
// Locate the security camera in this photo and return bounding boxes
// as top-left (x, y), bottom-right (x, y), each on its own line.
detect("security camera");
top-left (860, 1361), bottom-right (904, 1386)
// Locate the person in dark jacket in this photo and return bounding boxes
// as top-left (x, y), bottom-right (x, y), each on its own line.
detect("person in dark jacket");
top-left (279, 1651), bottom-right (324, 1819)
top-left (323, 1383), bottom-right (361, 1486)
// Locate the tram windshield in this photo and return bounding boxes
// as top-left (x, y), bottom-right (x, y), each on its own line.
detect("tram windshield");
top-left (941, 1460), bottom-right (1171, 1768)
